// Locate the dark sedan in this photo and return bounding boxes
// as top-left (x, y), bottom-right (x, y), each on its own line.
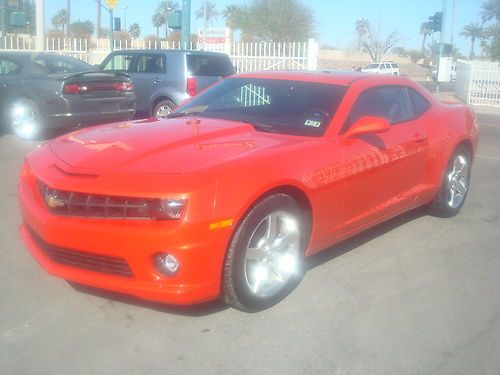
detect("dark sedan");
top-left (0, 52), bottom-right (136, 139)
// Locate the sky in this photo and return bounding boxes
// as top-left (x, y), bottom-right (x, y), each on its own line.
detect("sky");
top-left (44, 0), bottom-right (484, 55)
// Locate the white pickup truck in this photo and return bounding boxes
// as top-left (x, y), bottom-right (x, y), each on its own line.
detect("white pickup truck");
top-left (361, 62), bottom-right (400, 76)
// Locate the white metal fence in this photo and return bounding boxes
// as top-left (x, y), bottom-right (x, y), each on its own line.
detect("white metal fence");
top-left (456, 60), bottom-right (500, 107)
top-left (0, 35), bottom-right (318, 73)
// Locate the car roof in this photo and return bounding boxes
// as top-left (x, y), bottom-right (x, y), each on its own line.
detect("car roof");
top-left (108, 49), bottom-right (228, 56)
top-left (234, 70), bottom-right (410, 86)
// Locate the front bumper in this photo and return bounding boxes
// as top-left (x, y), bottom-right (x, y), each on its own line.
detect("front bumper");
top-left (18, 160), bottom-right (230, 306)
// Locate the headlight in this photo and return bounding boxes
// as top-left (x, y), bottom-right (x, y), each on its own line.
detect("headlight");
top-left (147, 198), bottom-right (187, 220)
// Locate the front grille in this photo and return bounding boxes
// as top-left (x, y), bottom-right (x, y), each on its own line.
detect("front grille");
top-left (29, 227), bottom-right (134, 277)
top-left (38, 181), bottom-right (155, 220)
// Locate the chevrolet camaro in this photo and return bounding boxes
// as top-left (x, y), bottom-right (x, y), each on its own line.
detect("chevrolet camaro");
top-left (18, 71), bottom-right (478, 312)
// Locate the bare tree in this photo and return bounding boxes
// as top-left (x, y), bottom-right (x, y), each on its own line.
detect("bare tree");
top-left (360, 22), bottom-right (401, 62)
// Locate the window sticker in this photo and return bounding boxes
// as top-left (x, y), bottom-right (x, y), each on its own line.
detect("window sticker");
top-left (304, 119), bottom-right (322, 127)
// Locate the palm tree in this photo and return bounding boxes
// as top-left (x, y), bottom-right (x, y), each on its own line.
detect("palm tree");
top-left (461, 23), bottom-right (484, 59)
top-left (196, 1), bottom-right (219, 27)
top-left (420, 22), bottom-right (433, 52)
top-left (481, 0), bottom-right (500, 23)
top-left (152, 12), bottom-right (164, 38)
top-left (155, 1), bottom-right (180, 39)
top-left (51, 9), bottom-right (68, 33)
top-left (128, 23), bottom-right (141, 39)
top-left (355, 18), bottom-right (370, 52)
top-left (222, 5), bottom-right (239, 29)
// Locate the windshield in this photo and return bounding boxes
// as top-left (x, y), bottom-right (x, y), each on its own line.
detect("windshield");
top-left (172, 77), bottom-right (347, 136)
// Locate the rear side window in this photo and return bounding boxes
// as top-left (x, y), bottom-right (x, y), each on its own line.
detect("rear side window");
top-left (101, 54), bottom-right (134, 71)
top-left (134, 54), bottom-right (166, 74)
top-left (187, 54), bottom-right (234, 77)
top-left (408, 88), bottom-right (431, 118)
top-left (34, 56), bottom-right (93, 74)
top-left (347, 86), bottom-right (413, 126)
top-left (0, 59), bottom-right (21, 75)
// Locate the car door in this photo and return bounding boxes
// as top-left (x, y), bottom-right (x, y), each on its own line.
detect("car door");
top-left (337, 85), bottom-right (429, 235)
top-left (0, 57), bottom-right (23, 127)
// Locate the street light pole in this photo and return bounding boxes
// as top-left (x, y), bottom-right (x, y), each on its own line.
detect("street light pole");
top-left (35, 0), bottom-right (44, 51)
top-left (123, 4), bottom-right (127, 31)
top-left (436, 0), bottom-right (447, 93)
top-left (181, 0), bottom-right (190, 49)
top-left (203, 0), bottom-right (207, 48)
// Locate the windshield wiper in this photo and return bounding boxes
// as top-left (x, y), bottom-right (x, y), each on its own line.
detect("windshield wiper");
top-left (167, 111), bottom-right (203, 118)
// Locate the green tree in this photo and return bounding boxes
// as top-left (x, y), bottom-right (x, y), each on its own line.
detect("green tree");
top-left (420, 22), bottom-right (433, 52)
top-left (68, 20), bottom-right (95, 39)
top-left (129, 23), bottom-right (141, 39)
top-left (480, 0), bottom-right (500, 60)
top-left (196, 1), bottom-right (219, 27)
top-left (481, 0), bottom-right (500, 23)
top-left (51, 9), bottom-right (68, 33)
top-left (461, 23), bottom-right (484, 59)
top-left (152, 13), bottom-right (164, 38)
top-left (230, 0), bottom-right (314, 42)
top-left (355, 18), bottom-right (370, 52)
top-left (222, 5), bottom-right (240, 28)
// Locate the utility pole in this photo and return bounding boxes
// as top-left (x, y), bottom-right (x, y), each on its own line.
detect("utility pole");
top-left (66, 0), bottom-right (70, 36)
top-left (450, 0), bottom-right (456, 46)
top-left (35, 0), bottom-right (44, 51)
top-left (97, 0), bottom-right (101, 38)
top-left (181, 0), bottom-right (190, 49)
top-left (436, 0), bottom-right (447, 93)
top-left (123, 4), bottom-right (127, 31)
top-left (203, 0), bottom-right (207, 47)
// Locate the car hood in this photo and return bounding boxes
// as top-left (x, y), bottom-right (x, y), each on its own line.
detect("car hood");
top-left (49, 117), bottom-right (304, 174)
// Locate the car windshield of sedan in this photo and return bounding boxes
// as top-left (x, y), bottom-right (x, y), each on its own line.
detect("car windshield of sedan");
top-left (171, 77), bottom-right (348, 136)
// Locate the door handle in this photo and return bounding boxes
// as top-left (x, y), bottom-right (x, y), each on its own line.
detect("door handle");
top-left (153, 78), bottom-right (163, 83)
top-left (1, 83), bottom-right (9, 87)
top-left (413, 133), bottom-right (427, 143)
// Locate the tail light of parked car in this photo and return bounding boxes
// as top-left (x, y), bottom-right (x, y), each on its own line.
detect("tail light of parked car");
top-left (186, 77), bottom-right (197, 97)
top-left (64, 82), bottom-right (134, 94)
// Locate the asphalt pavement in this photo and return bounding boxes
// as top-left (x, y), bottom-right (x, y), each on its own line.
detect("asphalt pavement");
top-left (0, 111), bottom-right (499, 375)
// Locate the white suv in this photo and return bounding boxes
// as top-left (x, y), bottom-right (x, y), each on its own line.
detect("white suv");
top-left (361, 62), bottom-right (400, 76)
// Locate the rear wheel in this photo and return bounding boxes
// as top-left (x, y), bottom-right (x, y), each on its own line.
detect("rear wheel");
top-left (11, 98), bottom-right (42, 140)
top-left (429, 145), bottom-right (471, 217)
top-left (153, 99), bottom-right (175, 118)
top-left (223, 194), bottom-right (306, 312)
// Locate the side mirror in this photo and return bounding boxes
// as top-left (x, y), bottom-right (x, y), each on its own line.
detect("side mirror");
top-left (343, 116), bottom-right (391, 139)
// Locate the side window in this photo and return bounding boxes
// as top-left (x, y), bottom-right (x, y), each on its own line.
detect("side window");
top-left (101, 54), bottom-right (134, 71)
top-left (347, 86), bottom-right (413, 128)
top-left (134, 54), bottom-right (166, 74)
top-left (407, 88), bottom-right (431, 118)
top-left (0, 59), bottom-right (21, 76)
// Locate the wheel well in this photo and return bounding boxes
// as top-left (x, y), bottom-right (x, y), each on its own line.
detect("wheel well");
top-left (244, 186), bottom-right (313, 247)
top-left (151, 96), bottom-right (175, 115)
top-left (457, 139), bottom-right (473, 159)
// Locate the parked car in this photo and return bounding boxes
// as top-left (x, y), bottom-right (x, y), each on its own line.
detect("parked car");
top-left (19, 71), bottom-right (478, 312)
top-left (361, 61), bottom-right (400, 75)
top-left (0, 52), bottom-right (136, 139)
top-left (99, 49), bottom-right (235, 118)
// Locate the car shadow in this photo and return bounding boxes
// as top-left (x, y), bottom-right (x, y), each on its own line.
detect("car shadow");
top-left (68, 207), bottom-right (428, 316)
top-left (68, 282), bottom-right (229, 316)
top-left (305, 206), bottom-right (427, 271)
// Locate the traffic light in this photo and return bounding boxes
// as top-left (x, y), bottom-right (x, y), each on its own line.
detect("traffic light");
top-left (428, 12), bottom-right (443, 32)
top-left (113, 17), bottom-right (121, 31)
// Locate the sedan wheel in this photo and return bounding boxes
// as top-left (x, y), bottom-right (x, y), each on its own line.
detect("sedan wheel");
top-left (223, 194), bottom-right (306, 312)
top-left (429, 145), bottom-right (471, 217)
top-left (11, 98), bottom-right (41, 140)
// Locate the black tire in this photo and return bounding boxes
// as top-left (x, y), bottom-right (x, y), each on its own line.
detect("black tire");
top-left (11, 98), bottom-right (42, 140)
top-left (429, 145), bottom-right (472, 218)
top-left (153, 99), bottom-right (176, 118)
top-left (223, 194), bottom-right (307, 312)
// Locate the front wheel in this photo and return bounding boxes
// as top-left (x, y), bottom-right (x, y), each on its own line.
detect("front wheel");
top-left (429, 145), bottom-right (471, 217)
top-left (153, 99), bottom-right (175, 118)
top-left (223, 194), bottom-right (307, 312)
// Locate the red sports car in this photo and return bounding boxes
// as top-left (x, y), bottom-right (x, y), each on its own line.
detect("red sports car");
top-left (18, 71), bottom-right (478, 311)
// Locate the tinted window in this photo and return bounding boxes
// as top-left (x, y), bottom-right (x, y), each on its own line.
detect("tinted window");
top-left (348, 86), bottom-right (413, 126)
top-left (33, 56), bottom-right (93, 74)
top-left (172, 78), bottom-right (347, 137)
top-left (408, 88), bottom-right (431, 117)
top-left (391, 63), bottom-right (399, 68)
top-left (0, 59), bottom-right (21, 75)
top-left (187, 54), bottom-right (234, 77)
top-left (366, 63), bottom-right (380, 69)
top-left (134, 54), bottom-right (166, 74)
top-left (102, 53), bottom-right (134, 71)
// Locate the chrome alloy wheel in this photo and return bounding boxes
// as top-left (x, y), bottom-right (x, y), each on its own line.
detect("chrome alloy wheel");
top-left (244, 210), bottom-right (301, 298)
top-left (446, 153), bottom-right (469, 209)
top-left (155, 104), bottom-right (173, 118)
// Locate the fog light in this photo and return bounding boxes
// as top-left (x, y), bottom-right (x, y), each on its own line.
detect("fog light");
top-left (154, 253), bottom-right (180, 276)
